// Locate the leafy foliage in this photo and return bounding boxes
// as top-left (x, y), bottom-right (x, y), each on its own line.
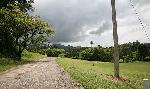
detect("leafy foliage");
top-left (46, 48), bottom-right (65, 57)
top-left (0, 0), bottom-right (34, 12)
top-left (119, 40), bottom-right (150, 62)
top-left (0, 5), bottom-right (53, 59)
top-left (80, 48), bottom-right (112, 62)
top-left (64, 47), bottom-right (87, 59)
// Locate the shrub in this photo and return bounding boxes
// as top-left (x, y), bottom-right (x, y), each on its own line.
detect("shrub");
top-left (46, 48), bottom-right (65, 57)
top-left (144, 56), bottom-right (150, 61)
top-left (80, 48), bottom-right (112, 62)
top-left (38, 49), bottom-right (46, 55)
top-left (58, 54), bottom-right (66, 58)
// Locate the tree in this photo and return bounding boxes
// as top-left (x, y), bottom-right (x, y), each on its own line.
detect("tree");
top-left (119, 44), bottom-right (133, 62)
top-left (138, 44), bottom-right (149, 61)
top-left (46, 48), bottom-right (65, 57)
top-left (0, 5), bottom-right (54, 59)
top-left (0, 0), bottom-right (33, 12)
top-left (97, 45), bottom-right (102, 48)
top-left (111, 0), bottom-right (120, 79)
top-left (90, 41), bottom-right (94, 47)
top-left (80, 48), bottom-right (111, 62)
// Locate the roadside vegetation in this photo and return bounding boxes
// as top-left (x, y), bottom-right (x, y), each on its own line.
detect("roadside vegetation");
top-left (56, 58), bottom-right (150, 89)
top-left (0, 0), bottom-right (53, 72)
top-left (0, 51), bottom-right (46, 72)
top-left (0, 0), bottom-right (53, 60)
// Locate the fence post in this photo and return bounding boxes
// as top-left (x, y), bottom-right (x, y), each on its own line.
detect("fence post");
top-left (143, 79), bottom-right (149, 89)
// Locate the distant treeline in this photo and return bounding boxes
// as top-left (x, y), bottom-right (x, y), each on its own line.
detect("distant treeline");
top-left (27, 40), bottom-right (150, 62)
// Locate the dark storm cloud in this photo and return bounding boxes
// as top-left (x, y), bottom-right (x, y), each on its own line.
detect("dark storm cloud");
top-left (90, 21), bottom-right (112, 35)
top-left (33, 0), bottom-right (149, 43)
top-left (34, 0), bottom-right (112, 42)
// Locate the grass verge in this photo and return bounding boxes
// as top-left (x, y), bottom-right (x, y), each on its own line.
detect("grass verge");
top-left (56, 58), bottom-right (150, 89)
top-left (0, 51), bottom-right (46, 72)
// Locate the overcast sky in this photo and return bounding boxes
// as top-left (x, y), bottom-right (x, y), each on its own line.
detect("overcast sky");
top-left (32, 0), bottom-right (150, 47)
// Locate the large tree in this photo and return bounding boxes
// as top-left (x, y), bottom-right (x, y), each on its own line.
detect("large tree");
top-left (111, 0), bottom-right (120, 79)
top-left (0, 5), bottom-right (54, 59)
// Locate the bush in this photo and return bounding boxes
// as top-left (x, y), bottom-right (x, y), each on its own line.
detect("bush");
top-left (64, 47), bottom-right (85, 59)
top-left (26, 45), bottom-right (49, 55)
top-left (80, 48), bottom-right (112, 62)
top-left (46, 48), bottom-right (65, 57)
top-left (144, 56), bottom-right (150, 61)
top-left (80, 48), bottom-right (93, 61)
top-left (58, 54), bottom-right (66, 58)
top-left (38, 49), bottom-right (46, 55)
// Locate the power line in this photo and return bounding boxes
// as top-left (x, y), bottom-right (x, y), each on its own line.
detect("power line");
top-left (129, 0), bottom-right (150, 41)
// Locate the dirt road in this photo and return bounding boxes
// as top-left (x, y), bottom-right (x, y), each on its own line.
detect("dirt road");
top-left (0, 57), bottom-right (83, 89)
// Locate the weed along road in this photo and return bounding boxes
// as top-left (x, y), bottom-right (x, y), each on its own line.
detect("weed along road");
top-left (0, 57), bottom-right (83, 89)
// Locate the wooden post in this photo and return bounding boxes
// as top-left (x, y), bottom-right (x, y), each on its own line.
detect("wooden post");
top-left (111, 0), bottom-right (120, 79)
top-left (143, 79), bottom-right (149, 89)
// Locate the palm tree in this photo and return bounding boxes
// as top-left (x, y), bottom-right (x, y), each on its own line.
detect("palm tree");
top-left (90, 41), bottom-right (94, 47)
top-left (111, 0), bottom-right (120, 79)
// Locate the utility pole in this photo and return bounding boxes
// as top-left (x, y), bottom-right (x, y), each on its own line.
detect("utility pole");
top-left (111, 0), bottom-right (120, 79)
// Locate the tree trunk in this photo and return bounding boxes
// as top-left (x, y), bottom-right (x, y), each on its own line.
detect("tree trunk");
top-left (16, 52), bottom-right (22, 60)
top-left (15, 46), bottom-right (23, 60)
top-left (111, 0), bottom-right (120, 79)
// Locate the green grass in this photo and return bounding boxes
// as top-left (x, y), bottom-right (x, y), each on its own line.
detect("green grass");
top-left (56, 58), bottom-right (150, 89)
top-left (0, 51), bottom-right (46, 72)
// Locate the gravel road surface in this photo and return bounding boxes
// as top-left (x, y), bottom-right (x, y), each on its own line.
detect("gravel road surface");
top-left (0, 57), bottom-right (83, 89)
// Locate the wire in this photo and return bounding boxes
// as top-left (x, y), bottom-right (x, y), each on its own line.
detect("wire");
top-left (129, 0), bottom-right (150, 41)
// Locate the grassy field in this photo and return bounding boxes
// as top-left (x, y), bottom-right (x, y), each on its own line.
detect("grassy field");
top-left (56, 58), bottom-right (150, 89)
top-left (0, 51), bottom-right (46, 72)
